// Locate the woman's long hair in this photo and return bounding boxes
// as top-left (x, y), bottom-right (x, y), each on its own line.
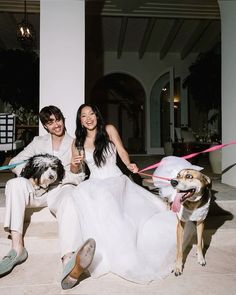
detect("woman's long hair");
top-left (75, 104), bottom-right (112, 167)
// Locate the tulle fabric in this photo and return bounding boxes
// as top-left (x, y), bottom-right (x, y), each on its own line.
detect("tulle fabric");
top-left (72, 146), bottom-right (177, 283)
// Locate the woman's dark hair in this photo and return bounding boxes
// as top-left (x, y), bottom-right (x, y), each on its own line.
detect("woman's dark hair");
top-left (39, 105), bottom-right (65, 130)
top-left (75, 103), bottom-right (112, 167)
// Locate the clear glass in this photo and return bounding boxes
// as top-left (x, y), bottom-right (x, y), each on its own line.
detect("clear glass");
top-left (77, 145), bottom-right (85, 174)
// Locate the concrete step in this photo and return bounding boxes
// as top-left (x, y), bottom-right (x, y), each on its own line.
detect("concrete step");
top-left (0, 245), bottom-right (236, 295)
top-left (0, 212), bottom-right (235, 260)
top-left (1, 165), bottom-right (236, 294)
top-left (0, 222), bottom-right (60, 256)
top-left (0, 184), bottom-right (235, 258)
top-left (0, 252), bottom-right (61, 295)
top-left (0, 206), bottom-right (55, 224)
top-left (211, 199), bottom-right (236, 215)
top-left (0, 194), bottom-right (235, 223)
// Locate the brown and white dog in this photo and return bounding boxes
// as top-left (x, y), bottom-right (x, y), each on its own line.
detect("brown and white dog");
top-left (170, 168), bottom-right (211, 276)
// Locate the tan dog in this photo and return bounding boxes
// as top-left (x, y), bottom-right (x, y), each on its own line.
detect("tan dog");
top-left (170, 169), bottom-right (211, 276)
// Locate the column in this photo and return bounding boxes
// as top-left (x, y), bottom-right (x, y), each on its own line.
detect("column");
top-left (40, 0), bottom-right (85, 136)
top-left (218, 0), bottom-right (236, 186)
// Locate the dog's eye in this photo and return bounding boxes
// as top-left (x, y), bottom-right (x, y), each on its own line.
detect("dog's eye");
top-left (186, 174), bottom-right (193, 179)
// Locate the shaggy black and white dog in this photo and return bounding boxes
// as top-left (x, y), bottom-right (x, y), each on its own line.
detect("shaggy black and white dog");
top-left (20, 154), bottom-right (65, 190)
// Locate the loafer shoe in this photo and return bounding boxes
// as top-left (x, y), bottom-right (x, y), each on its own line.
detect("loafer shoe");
top-left (61, 238), bottom-right (96, 290)
top-left (0, 248), bottom-right (28, 277)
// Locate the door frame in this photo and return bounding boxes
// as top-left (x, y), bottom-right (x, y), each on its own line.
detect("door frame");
top-left (147, 67), bottom-right (175, 154)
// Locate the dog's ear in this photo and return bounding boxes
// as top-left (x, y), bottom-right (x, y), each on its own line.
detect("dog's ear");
top-left (56, 159), bottom-right (65, 182)
top-left (20, 158), bottom-right (34, 179)
top-left (202, 174), bottom-right (211, 186)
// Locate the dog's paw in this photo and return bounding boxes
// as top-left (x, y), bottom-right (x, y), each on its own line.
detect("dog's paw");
top-left (197, 256), bottom-right (206, 266)
top-left (197, 250), bottom-right (206, 266)
top-left (172, 264), bottom-right (183, 276)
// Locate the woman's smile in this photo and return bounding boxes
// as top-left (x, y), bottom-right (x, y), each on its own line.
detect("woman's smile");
top-left (80, 106), bottom-right (97, 130)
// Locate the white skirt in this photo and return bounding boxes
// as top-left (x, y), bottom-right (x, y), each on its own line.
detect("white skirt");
top-left (72, 174), bottom-right (177, 283)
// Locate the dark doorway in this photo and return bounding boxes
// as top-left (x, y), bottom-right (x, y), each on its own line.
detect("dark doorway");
top-left (89, 73), bottom-right (146, 153)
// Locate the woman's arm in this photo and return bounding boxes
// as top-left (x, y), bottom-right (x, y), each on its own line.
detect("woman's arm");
top-left (106, 124), bottom-right (138, 173)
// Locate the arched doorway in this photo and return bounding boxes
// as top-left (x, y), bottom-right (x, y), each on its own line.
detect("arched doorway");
top-left (149, 68), bottom-right (181, 154)
top-left (89, 73), bottom-right (146, 153)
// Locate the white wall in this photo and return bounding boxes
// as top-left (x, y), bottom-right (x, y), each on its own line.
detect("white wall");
top-left (86, 51), bottom-right (198, 153)
top-left (219, 0), bottom-right (236, 186)
top-left (102, 52), bottom-right (196, 95)
top-left (40, 0), bottom-right (85, 136)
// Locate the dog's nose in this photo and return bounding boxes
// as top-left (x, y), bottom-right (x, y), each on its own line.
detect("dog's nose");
top-left (170, 179), bottom-right (178, 187)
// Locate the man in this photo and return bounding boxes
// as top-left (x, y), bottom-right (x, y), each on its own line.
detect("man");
top-left (0, 105), bottom-right (95, 289)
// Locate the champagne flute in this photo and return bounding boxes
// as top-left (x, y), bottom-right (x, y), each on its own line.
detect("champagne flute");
top-left (77, 145), bottom-right (85, 174)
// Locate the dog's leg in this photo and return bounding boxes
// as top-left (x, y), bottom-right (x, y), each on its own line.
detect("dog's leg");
top-left (174, 219), bottom-right (185, 276)
top-left (196, 221), bottom-right (206, 266)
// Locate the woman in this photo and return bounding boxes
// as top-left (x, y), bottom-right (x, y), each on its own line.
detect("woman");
top-left (71, 104), bottom-right (177, 283)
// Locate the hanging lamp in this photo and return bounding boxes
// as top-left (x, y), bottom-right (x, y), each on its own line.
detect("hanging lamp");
top-left (17, 0), bottom-right (35, 50)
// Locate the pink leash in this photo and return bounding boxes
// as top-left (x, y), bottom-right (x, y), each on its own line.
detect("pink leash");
top-left (138, 140), bottom-right (236, 180)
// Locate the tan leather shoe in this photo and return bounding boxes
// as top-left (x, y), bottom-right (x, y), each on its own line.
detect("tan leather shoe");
top-left (61, 238), bottom-right (96, 289)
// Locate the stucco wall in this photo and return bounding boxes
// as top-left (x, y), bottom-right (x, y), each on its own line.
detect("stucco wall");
top-left (86, 51), bottom-right (198, 153)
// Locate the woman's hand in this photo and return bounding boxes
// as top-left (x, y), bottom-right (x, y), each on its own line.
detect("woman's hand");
top-left (71, 154), bottom-right (84, 167)
top-left (71, 153), bottom-right (85, 174)
top-left (71, 140), bottom-right (85, 174)
top-left (127, 163), bottom-right (138, 173)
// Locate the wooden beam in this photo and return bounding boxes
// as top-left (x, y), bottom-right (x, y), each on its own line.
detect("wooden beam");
top-left (117, 16), bottom-right (128, 59)
top-left (181, 20), bottom-right (211, 60)
top-left (0, 1), bottom-right (39, 13)
top-left (159, 19), bottom-right (184, 60)
top-left (138, 17), bottom-right (156, 59)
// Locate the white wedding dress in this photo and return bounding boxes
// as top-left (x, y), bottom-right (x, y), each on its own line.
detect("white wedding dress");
top-left (72, 145), bottom-right (177, 283)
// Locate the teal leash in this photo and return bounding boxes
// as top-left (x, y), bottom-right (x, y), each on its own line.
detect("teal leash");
top-left (0, 161), bottom-right (26, 171)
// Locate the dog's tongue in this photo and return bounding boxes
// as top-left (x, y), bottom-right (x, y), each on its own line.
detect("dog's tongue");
top-left (171, 192), bottom-right (185, 213)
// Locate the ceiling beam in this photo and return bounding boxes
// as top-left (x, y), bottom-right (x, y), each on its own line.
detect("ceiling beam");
top-left (138, 17), bottom-right (156, 59)
top-left (0, 1), bottom-right (39, 13)
top-left (181, 20), bottom-right (211, 60)
top-left (117, 16), bottom-right (128, 59)
top-left (87, 1), bottom-right (220, 19)
top-left (159, 19), bottom-right (184, 60)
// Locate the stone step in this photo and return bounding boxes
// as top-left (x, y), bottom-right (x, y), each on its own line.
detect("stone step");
top-left (0, 222), bottom-right (60, 256)
top-left (0, 206), bottom-right (55, 224)
top-left (211, 199), bottom-right (236, 215)
top-left (0, 245), bottom-right (236, 295)
top-left (0, 213), bottom-right (235, 259)
top-left (0, 252), bottom-right (62, 295)
top-left (0, 196), bottom-right (235, 224)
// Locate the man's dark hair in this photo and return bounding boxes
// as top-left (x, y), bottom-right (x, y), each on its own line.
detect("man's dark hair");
top-left (39, 105), bottom-right (65, 127)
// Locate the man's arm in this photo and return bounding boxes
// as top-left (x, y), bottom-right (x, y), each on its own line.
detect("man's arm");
top-left (10, 137), bottom-right (38, 176)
